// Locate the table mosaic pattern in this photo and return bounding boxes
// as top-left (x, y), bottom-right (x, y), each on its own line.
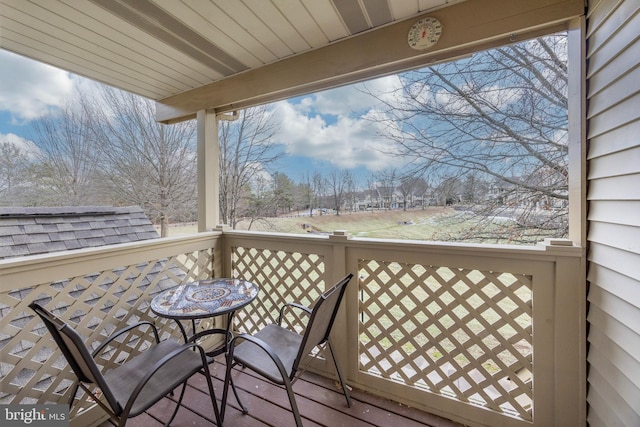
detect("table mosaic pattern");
top-left (151, 278), bottom-right (258, 319)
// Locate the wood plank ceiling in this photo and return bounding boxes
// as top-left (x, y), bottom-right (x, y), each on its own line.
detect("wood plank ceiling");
top-left (0, 0), bottom-right (583, 123)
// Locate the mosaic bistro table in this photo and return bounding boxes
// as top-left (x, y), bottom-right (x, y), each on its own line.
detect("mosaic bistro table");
top-left (151, 278), bottom-right (259, 356)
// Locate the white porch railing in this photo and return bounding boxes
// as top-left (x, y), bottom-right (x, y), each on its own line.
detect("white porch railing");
top-left (220, 229), bottom-right (585, 427)
top-left (0, 229), bottom-right (584, 427)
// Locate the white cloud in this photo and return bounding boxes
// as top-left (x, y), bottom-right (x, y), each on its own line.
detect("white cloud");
top-left (0, 50), bottom-right (74, 123)
top-left (273, 98), bottom-right (404, 172)
top-left (0, 133), bottom-right (40, 157)
top-left (305, 75), bottom-right (404, 117)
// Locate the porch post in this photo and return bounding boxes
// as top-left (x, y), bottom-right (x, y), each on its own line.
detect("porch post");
top-left (567, 17), bottom-right (587, 247)
top-left (566, 17), bottom-right (587, 426)
top-left (197, 109), bottom-right (220, 231)
top-left (195, 110), bottom-right (226, 345)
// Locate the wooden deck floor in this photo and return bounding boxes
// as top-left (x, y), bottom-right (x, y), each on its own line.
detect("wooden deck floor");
top-left (100, 355), bottom-right (463, 427)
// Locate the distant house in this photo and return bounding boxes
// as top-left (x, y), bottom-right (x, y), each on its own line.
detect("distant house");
top-left (0, 206), bottom-right (159, 260)
top-left (488, 175), bottom-right (568, 211)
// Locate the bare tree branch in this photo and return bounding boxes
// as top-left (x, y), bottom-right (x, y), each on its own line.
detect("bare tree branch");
top-left (87, 86), bottom-right (197, 236)
top-left (219, 106), bottom-right (282, 228)
top-left (30, 88), bottom-right (102, 205)
top-left (361, 34), bottom-right (569, 242)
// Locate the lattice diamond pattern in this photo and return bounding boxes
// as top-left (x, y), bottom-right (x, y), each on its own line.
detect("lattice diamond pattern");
top-left (0, 248), bottom-right (215, 416)
top-left (358, 260), bottom-right (533, 420)
top-left (231, 246), bottom-right (325, 335)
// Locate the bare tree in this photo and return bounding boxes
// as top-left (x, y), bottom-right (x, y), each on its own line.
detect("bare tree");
top-left (326, 169), bottom-right (352, 215)
top-left (461, 173), bottom-right (488, 204)
top-left (299, 170), bottom-right (324, 217)
top-left (0, 141), bottom-right (32, 205)
top-left (345, 172), bottom-right (358, 212)
top-left (312, 171), bottom-right (325, 214)
top-left (365, 172), bottom-right (380, 211)
top-left (30, 90), bottom-right (102, 206)
top-left (88, 86), bottom-right (197, 237)
top-left (364, 34), bottom-right (568, 242)
top-left (411, 176), bottom-right (430, 209)
top-left (397, 175), bottom-right (422, 210)
top-left (218, 106), bottom-right (282, 228)
top-left (436, 176), bottom-right (463, 206)
top-left (374, 168), bottom-right (399, 210)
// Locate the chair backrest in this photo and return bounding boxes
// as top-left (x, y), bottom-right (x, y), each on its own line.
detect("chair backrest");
top-left (29, 302), bottom-right (120, 413)
top-left (293, 273), bottom-right (353, 373)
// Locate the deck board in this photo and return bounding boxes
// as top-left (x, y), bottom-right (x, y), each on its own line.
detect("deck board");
top-left (99, 356), bottom-right (463, 427)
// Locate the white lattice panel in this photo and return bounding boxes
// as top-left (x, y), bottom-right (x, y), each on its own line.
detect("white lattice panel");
top-left (358, 259), bottom-right (533, 420)
top-left (230, 246), bottom-right (325, 335)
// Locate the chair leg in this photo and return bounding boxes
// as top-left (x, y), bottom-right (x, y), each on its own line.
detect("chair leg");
top-left (222, 358), bottom-right (249, 422)
top-left (77, 383), bottom-right (120, 427)
top-left (163, 382), bottom-right (187, 426)
top-left (230, 375), bottom-right (247, 414)
top-left (201, 367), bottom-right (223, 427)
top-left (222, 367), bottom-right (248, 417)
top-left (327, 339), bottom-right (351, 407)
top-left (283, 377), bottom-right (303, 427)
top-left (67, 381), bottom-right (79, 407)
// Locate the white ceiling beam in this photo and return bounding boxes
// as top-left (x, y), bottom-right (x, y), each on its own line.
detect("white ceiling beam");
top-left (156, 0), bottom-right (584, 123)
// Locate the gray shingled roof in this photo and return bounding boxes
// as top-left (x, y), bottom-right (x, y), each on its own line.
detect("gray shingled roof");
top-left (0, 206), bottom-right (159, 260)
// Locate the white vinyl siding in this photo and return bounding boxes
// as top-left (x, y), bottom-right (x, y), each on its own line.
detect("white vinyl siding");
top-left (586, 0), bottom-right (640, 426)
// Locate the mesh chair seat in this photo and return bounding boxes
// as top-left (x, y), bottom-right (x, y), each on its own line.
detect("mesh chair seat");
top-left (232, 324), bottom-right (303, 384)
top-left (103, 339), bottom-right (205, 417)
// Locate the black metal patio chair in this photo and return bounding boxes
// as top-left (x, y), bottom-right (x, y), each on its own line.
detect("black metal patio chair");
top-left (220, 273), bottom-right (353, 426)
top-left (29, 302), bottom-right (222, 427)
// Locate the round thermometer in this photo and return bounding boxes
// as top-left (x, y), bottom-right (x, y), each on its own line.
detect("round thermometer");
top-left (407, 17), bottom-right (442, 50)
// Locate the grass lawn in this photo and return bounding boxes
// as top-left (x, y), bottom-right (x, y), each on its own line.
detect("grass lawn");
top-left (163, 206), bottom-right (557, 244)
top-left (234, 207), bottom-right (463, 240)
top-left (164, 208), bottom-right (458, 238)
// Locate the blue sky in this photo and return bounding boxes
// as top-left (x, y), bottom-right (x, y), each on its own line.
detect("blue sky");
top-left (0, 49), bottom-right (406, 184)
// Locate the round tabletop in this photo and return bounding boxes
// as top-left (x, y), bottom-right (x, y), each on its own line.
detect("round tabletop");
top-left (150, 278), bottom-right (259, 320)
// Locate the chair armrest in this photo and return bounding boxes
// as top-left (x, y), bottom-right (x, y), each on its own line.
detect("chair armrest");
top-left (92, 321), bottom-right (160, 357)
top-left (228, 333), bottom-right (291, 383)
top-left (277, 302), bottom-right (311, 327)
